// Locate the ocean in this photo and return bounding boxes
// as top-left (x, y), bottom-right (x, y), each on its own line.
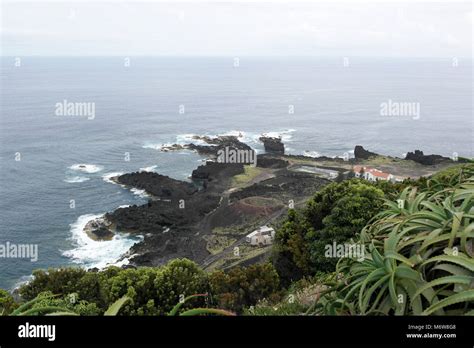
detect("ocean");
top-left (0, 56), bottom-right (472, 289)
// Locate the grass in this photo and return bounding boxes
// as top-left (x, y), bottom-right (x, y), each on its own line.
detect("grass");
top-left (231, 166), bottom-right (265, 188)
top-left (204, 235), bottom-right (237, 255)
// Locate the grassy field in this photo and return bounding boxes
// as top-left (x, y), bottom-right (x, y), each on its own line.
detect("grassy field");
top-left (231, 166), bottom-right (265, 188)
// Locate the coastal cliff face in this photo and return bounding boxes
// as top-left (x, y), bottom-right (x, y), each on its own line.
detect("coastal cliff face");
top-left (259, 136), bottom-right (285, 154)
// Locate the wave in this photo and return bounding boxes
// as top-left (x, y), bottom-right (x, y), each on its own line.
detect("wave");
top-left (261, 129), bottom-right (296, 142)
top-left (139, 165), bottom-right (158, 172)
top-left (102, 172), bottom-right (124, 184)
top-left (64, 176), bottom-right (90, 183)
top-left (10, 274), bottom-right (34, 292)
top-left (70, 164), bottom-right (104, 173)
top-left (143, 129), bottom-right (296, 153)
top-left (62, 213), bottom-right (143, 269)
top-left (130, 188), bottom-right (150, 198)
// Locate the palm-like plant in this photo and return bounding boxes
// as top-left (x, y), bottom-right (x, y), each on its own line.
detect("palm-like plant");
top-left (9, 293), bottom-right (235, 316)
top-left (314, 170), bottom-right (474, 316)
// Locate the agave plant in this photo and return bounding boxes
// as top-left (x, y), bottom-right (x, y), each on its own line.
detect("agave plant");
top-left (167, 293), bottom-right (235, 316)
top-left (315, 171), bottom-right (474, 316)
top-left (9, 293), bottom-right (78, 316)
top-left (9, 293), bottom-right (235, 316)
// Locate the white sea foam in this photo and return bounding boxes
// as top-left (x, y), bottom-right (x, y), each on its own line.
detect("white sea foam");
top-left (64, 176), bottom-right (90, 183)
top-left (130, 188), bottom-right (150, 198)
top-left (139, 165), bottom-right (158, 172)
top-left (175, 133), bottom-right (212, 146)
top-left (69, 164), bottom-right (104, 173)
top-left (143, 129), bottom-right (296, 153)
top-left (143, 142), bottom-right (175, 150)
top-left (11, 274), bottom-right (34, 291)
top-left (102, 172), bottom-right (124, 184)
top-left (261, 129), bottom-right (296, 142)
top-left (62, 213), bottom-right (143, 269)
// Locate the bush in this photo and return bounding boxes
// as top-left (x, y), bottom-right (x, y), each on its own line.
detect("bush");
top-left (273, 180), bottom-right (385, 283)
top-left (14, 259), bottom-right (279, 315)
top-left (20, 268), bottom-right (87, 301)
top-left (209, 263), bottom-right (280, 313)
top-left (312, 171), bottom-right (474, 315)
top-left (17, 259), bottom-right (209, 315)
top-left (153, 258), bottom-right (209, 314)
top-left (0, 289), bottom-right (17, 315)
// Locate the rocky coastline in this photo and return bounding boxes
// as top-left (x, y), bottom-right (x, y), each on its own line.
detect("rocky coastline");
top-left (84, 135), bottom-right (462, 270)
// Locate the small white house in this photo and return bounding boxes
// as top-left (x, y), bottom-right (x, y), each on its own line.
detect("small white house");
top-left (353, 165), bottom-right (394, 182)
top-left (246, 225), bottom-right (276, 246)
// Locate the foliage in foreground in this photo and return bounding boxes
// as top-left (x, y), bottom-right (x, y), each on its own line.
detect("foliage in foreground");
top-left (9, 293), bottom-right (235, 317)
top-left (311, 167), bottom-right (474, 315)
top-left (7, 260), bottom-right (279, 316)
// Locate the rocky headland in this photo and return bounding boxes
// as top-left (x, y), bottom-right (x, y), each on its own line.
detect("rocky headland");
top-left (84, 135), bottom-right (463, 270)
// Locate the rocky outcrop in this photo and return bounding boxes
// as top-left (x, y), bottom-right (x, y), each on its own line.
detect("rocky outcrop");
top-left (256, 155), bottom-right (289, 169)
top-left (354, 145), bottom-right (378, 160)
top-left (84, 217), bottom-right (114, 241)
top-left (162, 135), bottom-right (253, 158)
top-left (192, 161), bottom-right (245, 182)
top-left (405, 150), bottom-right (451, 165)
top-left (260, 136), bottom-right (285, 154)
top-left (116, 172), bottom-right (197, 198)
top-left (230, 169), bottom-right (328, 203)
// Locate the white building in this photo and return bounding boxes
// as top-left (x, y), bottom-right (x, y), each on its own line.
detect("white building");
top-left (246, 225), bottom-right (276, 246)
top-left (353, 165), bottom-right (396, 182)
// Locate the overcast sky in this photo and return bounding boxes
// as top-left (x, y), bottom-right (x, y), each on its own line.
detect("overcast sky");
top-left (1, 0), bottom-right (472, 57)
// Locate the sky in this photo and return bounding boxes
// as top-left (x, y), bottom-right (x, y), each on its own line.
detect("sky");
top-left (1, 0), bottom-right (472, 57)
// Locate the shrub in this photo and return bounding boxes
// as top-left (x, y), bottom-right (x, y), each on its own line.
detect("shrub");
top-left (273, 180), bottom-right (385, 283)
top-left (209, 263), bottom-right (280, 313)
top-left (0, 289), bottom-right (17, 315)
top-left (312, 170), bottom-right (474, 315)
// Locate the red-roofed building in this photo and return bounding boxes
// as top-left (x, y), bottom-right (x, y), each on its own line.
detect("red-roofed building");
top-left (353, 166), bottom-right (396, 182)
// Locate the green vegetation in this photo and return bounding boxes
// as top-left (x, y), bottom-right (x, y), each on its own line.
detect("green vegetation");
top-left (5, 260), bottom-right (279, 316)
top-left (231, 166), bottom-right (264, 188)
top-left (2, 163), bottom-right (473, 316)
top-left (209, 263), bottom-right (280, 313)
top-left (204, 235), bottom-right (237, 255)
top-left (309, 167), bottom-right (474, 315)
top-left (272, 180), bottom-right (386, 285)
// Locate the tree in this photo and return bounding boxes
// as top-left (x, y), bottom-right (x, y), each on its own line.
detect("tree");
top-left (272, 180), bottom-right (385, 282)
top-left (209, 263), bottom-right (280, 313)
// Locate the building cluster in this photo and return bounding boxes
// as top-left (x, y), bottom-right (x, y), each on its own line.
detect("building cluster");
top-left (353, 165), bottom-right (404, 182)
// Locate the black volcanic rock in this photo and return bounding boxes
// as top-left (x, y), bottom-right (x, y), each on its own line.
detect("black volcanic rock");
top-left (405, 150), bottom-right (451, 165)
top-left (354, 145), bottom-right (378, 160)
top-left (230, 169), bottom-right (328, 203)
top-left (256, 155), bottom-right (289, 168)
top-left (192, 161), bottom-right (244, 181)
top-left (116, 172), bottom-right (197, 198)
top-left (187, 136), bottom-right (253, 157)
top-left (260, 136), bottom-right (285, 154)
